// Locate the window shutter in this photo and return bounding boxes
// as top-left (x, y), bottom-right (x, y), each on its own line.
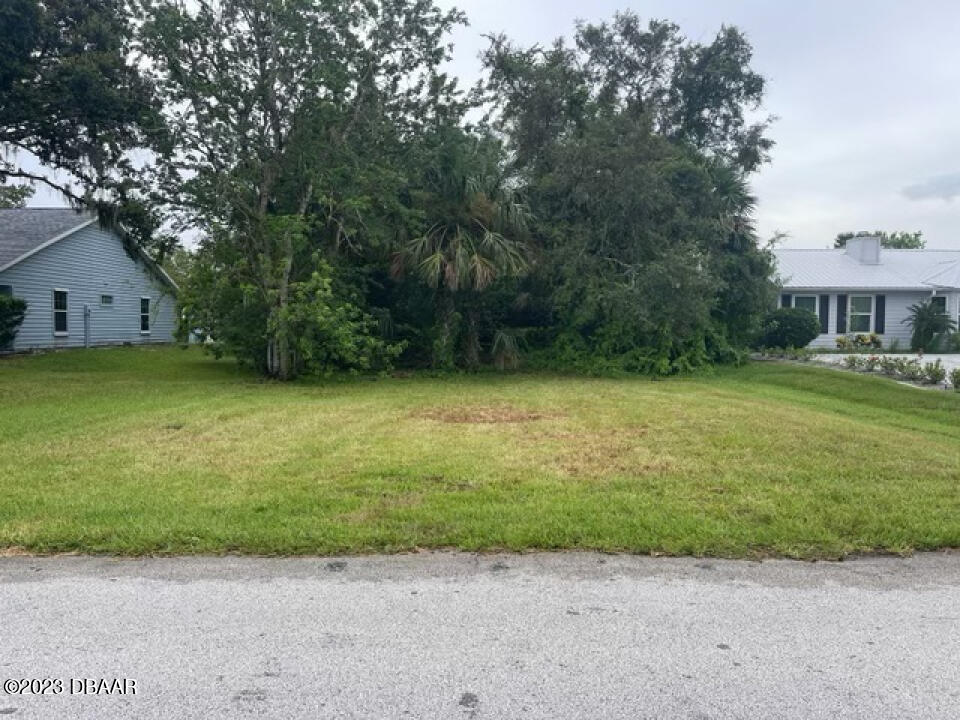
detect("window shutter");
top-left (819, 295), bottom-right (830, 334)
top-left (874, 295), bottom-right (886, 334)
top-left (780, 293), bottom-right (792, 308)
top-left (836, 295), bottom-right (848, 334)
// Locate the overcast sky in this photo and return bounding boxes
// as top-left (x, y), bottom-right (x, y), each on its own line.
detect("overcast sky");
top-left (23, 0), bottom-right (960, 249)
top-left (436, 0), bottom-right (960, 248)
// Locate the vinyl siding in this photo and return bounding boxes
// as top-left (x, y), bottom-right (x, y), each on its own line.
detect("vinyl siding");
top-left (780, 290), bottom-right (957, 349)
top-left (0, 224), bottom-right (176, 351)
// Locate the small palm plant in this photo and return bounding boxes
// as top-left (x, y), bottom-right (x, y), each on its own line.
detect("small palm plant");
top-left (393, 135), bottom-right (530, 368)
top-left (903, 300), bottom-right (957, 352)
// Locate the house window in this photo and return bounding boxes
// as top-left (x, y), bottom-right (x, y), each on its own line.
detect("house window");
top-left (792, 295), bottom-right (818, 315)
top-left (931, 296), bottom-right (947, 315)
top-left (0, 285), bottom-right (11, 297)
top-left (140, 297), bottom-right (150, 333)
top-left (849, 295), bottom-right (873, 333)
top-left (53, 289), bottom-right (69, 335)
top-left (101, 294), bottom-right (114, 307)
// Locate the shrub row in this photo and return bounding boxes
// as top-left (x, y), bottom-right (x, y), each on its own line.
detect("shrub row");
top-left (842, 355), bottom-right (957, 388)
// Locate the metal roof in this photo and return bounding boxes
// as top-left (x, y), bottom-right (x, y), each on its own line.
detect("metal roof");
top-left (0, 208), bottom-right (93, 271)
top-left (773, 248), bottom-right (960, 291)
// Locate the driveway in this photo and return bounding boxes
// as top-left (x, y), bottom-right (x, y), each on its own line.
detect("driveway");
top-left (1, 552), bottom-right (959, 719)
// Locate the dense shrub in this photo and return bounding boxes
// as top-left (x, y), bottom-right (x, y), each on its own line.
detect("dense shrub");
top-left (757, 308), bottom-right (821, 349)
top-left (904, 300), bottom-right (957, 351)
top-left (0, 295), bottom-right (27, 349)
top-left (950, 368), bottom-right (960, 391)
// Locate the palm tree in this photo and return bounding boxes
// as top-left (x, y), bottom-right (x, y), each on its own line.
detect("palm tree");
top-left (904, 300), bottom-right (957, 352)
top-left (393, 135), bottom-right (531, 367)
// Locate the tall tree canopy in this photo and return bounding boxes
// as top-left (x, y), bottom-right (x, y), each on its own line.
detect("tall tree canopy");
top-left (0, 184), bottom-right (34, 208)
top-left (0, 1), bottom-right (163, 214)
top-left (476, 12), bottom-right (777, 373)
top-left (139, 0), bottom-right (466, 378)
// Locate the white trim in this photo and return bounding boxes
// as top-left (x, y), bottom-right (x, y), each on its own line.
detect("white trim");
top-left (848, 295), bottom-right (874, 334)
top-left (0, 218), bottom-right (96, 273)
top-left (52, 288), bottom-right (69, 336)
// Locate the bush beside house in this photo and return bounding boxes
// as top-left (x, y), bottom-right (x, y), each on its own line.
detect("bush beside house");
top-left (0, 295), bottom-right (27, 350)
top-left (757, 308), bottom-right (821, 350)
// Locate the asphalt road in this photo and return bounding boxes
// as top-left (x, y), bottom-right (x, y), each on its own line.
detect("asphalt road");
top-left (1, 552), bottom-right (958, 719)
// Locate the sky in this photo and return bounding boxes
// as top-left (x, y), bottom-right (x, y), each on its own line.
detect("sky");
top-left (22, 0), bottom-right (960, 249)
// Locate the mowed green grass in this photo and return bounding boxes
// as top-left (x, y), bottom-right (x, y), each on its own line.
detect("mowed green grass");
top-left (1, 346), bottom-right (959, 558)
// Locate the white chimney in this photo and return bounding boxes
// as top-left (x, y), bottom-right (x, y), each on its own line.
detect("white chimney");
top-left (845, 235), bottom-right (881, 265)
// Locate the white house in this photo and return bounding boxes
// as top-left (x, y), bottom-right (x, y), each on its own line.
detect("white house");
top-left (773, 236), bottom-right (960, 349)
top-left (0, 209), bottom-right (178, 352)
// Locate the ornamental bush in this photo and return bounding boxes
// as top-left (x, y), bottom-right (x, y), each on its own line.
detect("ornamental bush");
top-left (922, 359), bottom-right (946, 385)
top-left (0, 295), bottom-right (27, 349)
top-left (843, 355), bottom-right (864, 370)
top-left (757, 308), bottom-right (821, 350)
top-left (949, 368), bottom-right (960, 391)
top-left (879, 357), bottom-right (898, 376)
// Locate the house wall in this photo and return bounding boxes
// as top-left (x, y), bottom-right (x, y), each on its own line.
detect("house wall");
top-left (780, 290), bottom-right (957, 350)
top-left (0, 224), bottom-right (177, 351)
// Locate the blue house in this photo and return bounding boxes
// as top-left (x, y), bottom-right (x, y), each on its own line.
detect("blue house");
top-left (0, 208), bottom-right (178, 352)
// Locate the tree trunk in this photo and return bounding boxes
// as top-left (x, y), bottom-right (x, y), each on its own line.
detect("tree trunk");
top-left (464, 308), bottom-right (480, 369)
top-left (432, 291), bottom-right (459, 370)
top-left (273, 231), bottom-right (295, 380)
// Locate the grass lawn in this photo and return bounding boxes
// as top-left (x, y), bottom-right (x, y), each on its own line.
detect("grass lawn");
top-left (1, 346), bottom-right (959, 558)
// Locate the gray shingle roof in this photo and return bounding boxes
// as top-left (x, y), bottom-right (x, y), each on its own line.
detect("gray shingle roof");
top-left (774, 248), bottom-right (960, 291)
top-left (0, 208), bottom-right (93, 270)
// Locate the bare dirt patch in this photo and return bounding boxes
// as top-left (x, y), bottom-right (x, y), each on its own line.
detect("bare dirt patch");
top-left (522, 426), bottom-right (672, 477)
top-left (414, 404), bottom-right (554, 424)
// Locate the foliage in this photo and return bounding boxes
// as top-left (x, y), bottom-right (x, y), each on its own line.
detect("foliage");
top-left (843, 355), bottom-right (864, 370)
top-left (0, 0), bottom-right (166, 251)
top-left (922, 359), bottom-right (946, 386)
top-left (897, 359), bottom-right (923, 382)
top-left (903, 300), bottom-right (957, 351)
top-left (758, 308), bottom-right (821, 350)
top-left (141, 0), bottom-right (465, 378)
top-left (836, 333), bottom-right (883, 352)
top-left (391, 129), bottom-right (530, 368)
top-left (478, 14), bottom-right (777, 374)
top-left (854, 333), bottom-right (883, 350)
top-left (879, 356), bottom-right (898, 376)
top-left (275, 269), bottom-right (405, 376)
top-left (0, 184), bottom-right (33, 208)
top-left (863, 355), bottom-right (880, 372)
top-left (950, 368), bottom-right (960, 391)
top-left (147, 7), bottom-right (779, 379)
top-left (834, 231), bottom-right (925, 249)
top-left (0, 295), bottom-right (27, 348)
